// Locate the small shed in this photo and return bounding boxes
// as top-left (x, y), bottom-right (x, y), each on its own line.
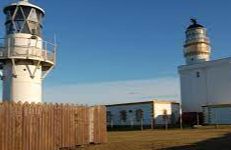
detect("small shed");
top-left (202, 104), bottom-right (231, 125)
top-left (106, 100), bottom-right (180, 128)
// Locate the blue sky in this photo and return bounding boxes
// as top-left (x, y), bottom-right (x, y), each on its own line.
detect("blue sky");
top-left (0, 0), bottom-right (231, 104)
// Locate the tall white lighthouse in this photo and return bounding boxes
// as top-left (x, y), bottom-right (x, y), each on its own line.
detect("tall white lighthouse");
top-left (0, 0), bottom-right (56, 103)
top-left (179, 19), bottom-right (231, 114)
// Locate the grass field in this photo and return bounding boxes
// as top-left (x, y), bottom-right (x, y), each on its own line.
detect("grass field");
top-left (78, 128), bottom-right (231, 150)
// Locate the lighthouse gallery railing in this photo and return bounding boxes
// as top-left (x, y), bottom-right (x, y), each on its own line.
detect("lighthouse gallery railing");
top-left (0, 37), bottom-right (56, 64)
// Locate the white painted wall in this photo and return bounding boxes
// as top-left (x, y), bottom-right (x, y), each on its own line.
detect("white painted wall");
top-left (3, 62), bottom-right (42, 103)
top-left (179, 57), bottom-right (231, 112)
top-left (154, 102), bottom-right (180, 124)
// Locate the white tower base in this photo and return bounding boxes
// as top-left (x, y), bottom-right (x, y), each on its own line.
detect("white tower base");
top-left (3, 61), bottom-right (42, 103)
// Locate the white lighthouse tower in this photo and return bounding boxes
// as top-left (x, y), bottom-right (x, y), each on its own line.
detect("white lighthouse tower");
top-left (0, 0), bottom-right (56, 103)
top-left (184, 19), bottom-right (211, 65)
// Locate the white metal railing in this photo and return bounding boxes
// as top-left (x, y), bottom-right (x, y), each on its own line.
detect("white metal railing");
top-left (0, 37), bottom-right (56, 64)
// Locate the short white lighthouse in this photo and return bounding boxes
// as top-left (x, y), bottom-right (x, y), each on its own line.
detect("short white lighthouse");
top-left (0, 0), bottom-right (56, 103)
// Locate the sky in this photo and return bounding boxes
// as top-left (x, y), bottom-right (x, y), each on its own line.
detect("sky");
top-left (0, 0), bottom-right (231, 105)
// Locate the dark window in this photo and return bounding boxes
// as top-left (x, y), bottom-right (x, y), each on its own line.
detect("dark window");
top-left (106, 111), bottom-right (112, 123)
top-left (196, 72), bottom-right (200, 78)
top-left (135, 109), bottom-right (144, 122)
top-left (120, 110), bottom-right (127, 122)
top-left (22, 7), bottom-right (32, 18)
top-left (14, 8), bottom-right (24, 20)
top-left (6, 22), bottom-right (15, 34)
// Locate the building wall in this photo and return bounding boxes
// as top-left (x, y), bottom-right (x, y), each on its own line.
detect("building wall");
top-left (179, 58), bottom-right (231, 112)
top-left (106, 101), bottom-right (180, 126)
top-left (107, 102), bottom-right (153, 126)
top-left (203, 106), bottom-right (231, 124)
top-left (154, 103), bottom-right (180, 125)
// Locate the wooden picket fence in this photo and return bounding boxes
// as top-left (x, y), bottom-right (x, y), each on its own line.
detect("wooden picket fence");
top-left (0, 102), bottom-right (107, 150)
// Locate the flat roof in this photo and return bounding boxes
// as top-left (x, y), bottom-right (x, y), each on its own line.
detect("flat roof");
top-left (106, 100), bottom-right (180, 107)
top-left (178, 57), bottom-right (231, 72)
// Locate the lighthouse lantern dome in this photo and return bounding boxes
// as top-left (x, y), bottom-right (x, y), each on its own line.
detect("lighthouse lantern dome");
top-left (3, 0), bottom-right (45, 37)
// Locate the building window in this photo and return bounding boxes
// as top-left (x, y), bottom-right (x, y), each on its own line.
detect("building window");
top-left (120, 110), bottom-right (127, 122)
top-left (196, 72), bottom-right (200, 78)
top-left (135, 109), bottom-right (144, 122)
top-left (107, 111), bottom-right (112, 123)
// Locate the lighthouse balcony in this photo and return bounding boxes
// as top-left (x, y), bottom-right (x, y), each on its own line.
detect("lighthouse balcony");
top-left (0, 37), bottom-right (56, 67)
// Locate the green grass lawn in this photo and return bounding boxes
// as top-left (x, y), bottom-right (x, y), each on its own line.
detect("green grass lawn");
top-left (78, 128), bottom-right (231, 150)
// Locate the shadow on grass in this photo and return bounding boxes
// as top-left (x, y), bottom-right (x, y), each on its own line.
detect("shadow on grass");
top-left (160, 133), bottom-right (231, 150)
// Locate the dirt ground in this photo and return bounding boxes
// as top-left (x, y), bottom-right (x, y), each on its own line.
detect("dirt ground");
top-left (78, 128), bottom-right (231, 150)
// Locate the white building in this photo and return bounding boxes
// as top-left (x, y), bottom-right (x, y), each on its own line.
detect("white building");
top-left (179, 58), bottom-right (231, 113)
top-left (106, 100), bottom-right (180, 127)
top-left (178, 19), bottom-right (231, 113)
